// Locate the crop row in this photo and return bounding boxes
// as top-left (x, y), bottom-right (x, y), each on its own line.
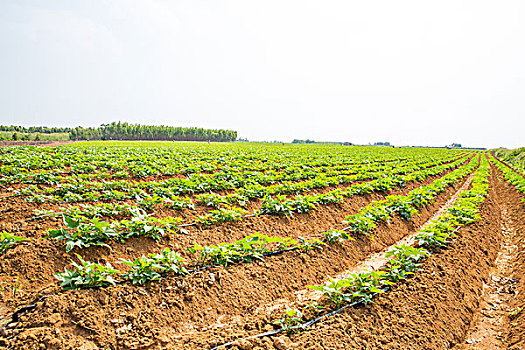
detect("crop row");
top-left (1, 155), bottom-right (402, 186)
top-left (0, 151), bottom-right (431, 186)
top-left (266, 154), bottom-right (490, 338)
top-left (14, 152), bottom-right (466, 205)
top-left (491, 154), bottom-right (525, 195)
top-left (492, 147), bottom-right (525, 173)
top-left (51, 155), bottom-right (480, 289)
top-left (27, 155), bottom-right (469, 230)
top-left (41, 156), bottom-right (478, 254)
top-left (0, 144), bottom-right (465, 179)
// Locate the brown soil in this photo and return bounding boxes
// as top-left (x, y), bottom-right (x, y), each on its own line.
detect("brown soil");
top-left (244, 160), bottom-right (521, 350)
top-left (3, 158), bottom-right (524, 350)
top-left (0, 169), bottom-right (466, 322)
top-left (0, 167), bottom-right (472, 349)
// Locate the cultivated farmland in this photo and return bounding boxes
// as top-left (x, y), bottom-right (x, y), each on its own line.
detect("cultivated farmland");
top-left (0, 142), bottom-right (524, 349)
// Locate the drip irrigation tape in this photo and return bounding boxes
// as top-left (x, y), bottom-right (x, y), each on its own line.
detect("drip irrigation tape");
top-left (0, 304), bottom-right (37, 330)
top-left (209, 288), bottom-right (389, 350)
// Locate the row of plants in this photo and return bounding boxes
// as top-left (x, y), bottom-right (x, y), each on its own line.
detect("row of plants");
top-left (492, 147), bottom-right (525, 173)
top-left (29, 155), bottom-right (469, 227)
top-left (1, 149), bottom-right (446, 186)
top-left (55, 248), bottom-right (188, 289)
top-left (333, 156), bottom-right (479, 239)
top-left (491, 153), bottom-right (525, 195)
top-left (42, 157), bottom-right (476, 254)
top-left (1, 143), bottom-right (465, 180)
top-left (259, 156), bottom-right (470, 217)
top-left (51, 156), bottom-right (481, 289)
top-left (54, 233), bottom-right (322, 289)
top-left (14, 152), bottom-right (464, 204)
top-left (270, 155), bottom-right (490, 334)
top-left (46, 210), bottom-right (183, 252)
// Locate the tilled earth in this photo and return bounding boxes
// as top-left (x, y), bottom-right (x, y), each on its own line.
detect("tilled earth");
top-left (1, 162), bottom-right (524, 349)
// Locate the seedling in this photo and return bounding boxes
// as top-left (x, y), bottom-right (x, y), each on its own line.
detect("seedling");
top-left (273, 307), bottom-right (303, 333)
top-left (0, 231), bottom-right (27, 255)
top-left (54, 254), bottom-right (121, 290)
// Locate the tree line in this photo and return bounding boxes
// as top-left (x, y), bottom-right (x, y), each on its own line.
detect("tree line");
top-left (0, 122), bottom-right (237, 142)
top-left (0, 125), bottom-right (73, 134)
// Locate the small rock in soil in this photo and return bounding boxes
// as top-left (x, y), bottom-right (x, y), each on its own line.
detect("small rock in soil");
top-left (233, 339), bottom-right (253, 350)
top-left (273, 336), bottom-right (289, 350)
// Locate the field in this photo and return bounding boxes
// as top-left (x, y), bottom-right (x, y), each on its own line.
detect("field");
top-left (0, 142), bottom-right (524, 349)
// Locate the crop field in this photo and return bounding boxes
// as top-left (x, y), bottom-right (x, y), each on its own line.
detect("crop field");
top-left (0, 141), bottom-right (524, 349)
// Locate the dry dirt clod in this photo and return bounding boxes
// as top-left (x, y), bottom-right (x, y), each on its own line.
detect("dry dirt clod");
top-left (273, 336), bottom-right (289, 350)
top-left (233, 339), bottom-right (253, 350)
top-left (456, 203), bottom-right (520, 349)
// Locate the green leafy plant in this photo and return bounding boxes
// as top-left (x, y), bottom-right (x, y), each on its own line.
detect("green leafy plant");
top-left (116, 209), bottom-right (182, 241)
top-left (343, 215), bottom-right (377, 235)
top-left (386, 195), bottom-right (418, 220)
top-left (307, 276), bottom-right (354, 308)
top-left (47, 216), bottom-right (120, 252)
top-left (0, 231), bottom-right (27, 255)
top-left (54, 254), bottom-right (121, 290)
top-left (322, 229), bottom-right (355, 243)
top-left (196, 206), bottom-right (249, 226)
top-left (384, 245), bottom-right (429, 282)
top-left (260, 195), bottom-right (295, 216)
top-left (308, 271), bottom-right (388, 308)
top-left (273, 307), bottom-right (303, 333)
top-left (120, 248), bottom-right (188, 284)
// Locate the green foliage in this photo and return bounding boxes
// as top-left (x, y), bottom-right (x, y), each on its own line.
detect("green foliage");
top-left (386, 195), bottom-right (418, 220)
top-left (47, 216), bottom-right (120, 252)
top-left (196, 206), bottom-right (249, 225)
top-left (116, 209), bottom-right (182, 241)
top-left (322, 229), bottom-right (355, 243)
top-left (307, 271), bottom-right (388, 308)
top-left (261, 195), bottom-right (295, 216)
top-left (343, 215), bottom-right (377, 235)
top-left (273, 307), bottom-right (304, 332)
top-left (54, 254), bottom-right (121, 290)
top-left (0, 231), bottom-right (28, 255)
top-left (47, 211), bottom-right (183, 252)
top-left (120, 248), bottom-right (188, 284)
top-left (384, 245), bottom-right (429, 282)
top-left (188, 232), bottom-right (315, 266)
top-left (414, 218), bottom-right (458, 248)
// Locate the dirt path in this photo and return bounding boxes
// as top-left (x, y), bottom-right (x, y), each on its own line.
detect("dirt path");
top-left (295, 171), bottom-right (476, 305)
top-left (246, 161), bottom-right (514, 350)
top-left (455, 204), bottom-right (519, 349)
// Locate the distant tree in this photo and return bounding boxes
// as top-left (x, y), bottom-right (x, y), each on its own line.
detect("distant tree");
top-left (0, 123), bottom-right (238, 142)
top-left (12, 132), bottom-right (18, 141)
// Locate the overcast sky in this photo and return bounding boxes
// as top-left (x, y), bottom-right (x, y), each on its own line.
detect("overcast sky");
top-left (1, 1), bottom-right (524, 148)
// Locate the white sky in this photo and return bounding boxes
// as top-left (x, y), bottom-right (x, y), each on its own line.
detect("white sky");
top-left (1, 1), bottom-right (524, 148)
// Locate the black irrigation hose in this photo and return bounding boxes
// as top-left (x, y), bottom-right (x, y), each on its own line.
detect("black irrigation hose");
top-left (207, 221), bottom-right (471, 349)
top-left (209, 287), bottom-right (390, 350)
top-left (1, 305), bottom-right (36, 329)
top-left (0, 293), bottom-right (55, 330)
top-left (0, 165), bottom-right (476, 332)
